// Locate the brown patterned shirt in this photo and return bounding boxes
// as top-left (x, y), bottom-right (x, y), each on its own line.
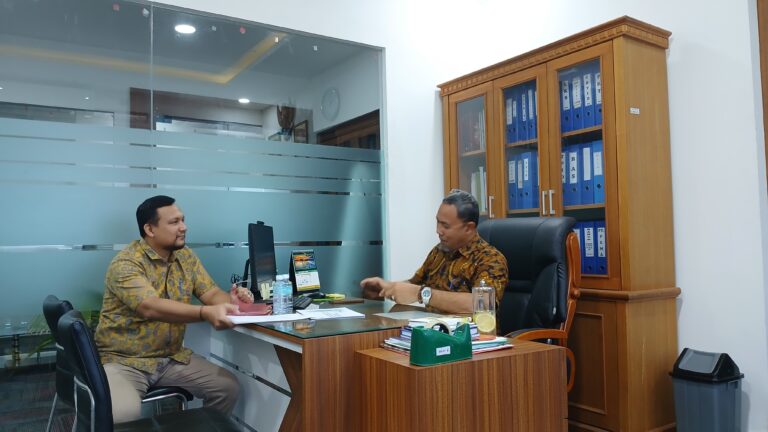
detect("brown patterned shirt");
top-left (409, 234), bottom-right (508, 311)
top-left (94, 239), bottom-right (216, 372)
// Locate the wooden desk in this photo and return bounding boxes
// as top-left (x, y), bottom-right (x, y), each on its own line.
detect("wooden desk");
top-left (356, 341), bottom-right (568, 432)
top-left (199, 301), bottom-right (406, 431)
top-left (190, 303), bottom-right (566, 431)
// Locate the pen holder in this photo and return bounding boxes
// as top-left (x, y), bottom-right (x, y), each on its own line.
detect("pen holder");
top-left (409, 323), bottom-right (472, 367)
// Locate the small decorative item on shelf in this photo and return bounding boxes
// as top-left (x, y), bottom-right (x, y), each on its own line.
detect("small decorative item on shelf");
top-left (293, 120), bottom-right (308, 143)
top-left (276, 104), bottom-right (295, 141)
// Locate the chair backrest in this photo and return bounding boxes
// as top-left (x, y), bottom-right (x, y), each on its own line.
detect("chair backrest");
top-left (42, 295), bottom-right (75, 406)
top-left (58, 309), bottom-right (114, 432)
top-left (477, 217), bottom-right (576, 336)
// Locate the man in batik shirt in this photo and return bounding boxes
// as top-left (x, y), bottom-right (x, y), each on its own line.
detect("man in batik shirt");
top-left (95, 195), bottom-right (254, 423)
top-left (361, 189), bottom-right (507, 314)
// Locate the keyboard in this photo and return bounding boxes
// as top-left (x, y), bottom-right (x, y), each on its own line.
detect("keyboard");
top-left (293, 296), bottom-right (312, 310)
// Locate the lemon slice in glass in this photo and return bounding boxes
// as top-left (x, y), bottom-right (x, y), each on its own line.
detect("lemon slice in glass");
top-left (473, 312), bottom-right (496, 334)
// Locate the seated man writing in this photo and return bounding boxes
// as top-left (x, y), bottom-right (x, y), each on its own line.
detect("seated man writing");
top-left (94, 195), bottom-right (254, 423)
top-left (361, 189), bottom-right (508, 314)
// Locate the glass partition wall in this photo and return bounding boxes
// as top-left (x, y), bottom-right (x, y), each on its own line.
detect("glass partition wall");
top-left (0, 0), bottom-right (384, 325)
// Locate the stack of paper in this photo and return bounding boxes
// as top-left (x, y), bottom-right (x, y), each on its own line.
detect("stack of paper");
top-left (381, 334), bottom-right (512, 356)
top-left (227, 307), bottom-right (364, 325)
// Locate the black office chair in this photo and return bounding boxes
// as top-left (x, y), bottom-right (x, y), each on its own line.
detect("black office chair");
top-left (42, 295), bottom-right (193, 431)
top-left (477, 217), bottom-right (581, 391)
top-left (57, 309), bottom-right (241, 432)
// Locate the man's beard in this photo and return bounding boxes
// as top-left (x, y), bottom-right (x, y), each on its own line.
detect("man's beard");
top-left (170, 238), bottom-right (185, 251)
top-left (437, 242), bottom-right (453, 253)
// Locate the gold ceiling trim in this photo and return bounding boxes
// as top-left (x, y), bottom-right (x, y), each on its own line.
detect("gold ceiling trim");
top-left (0, 32), bottom-right (287, 84)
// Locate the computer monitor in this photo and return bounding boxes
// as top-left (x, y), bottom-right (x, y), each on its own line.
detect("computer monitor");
top-left (247, 221), bottom-right (277, 299)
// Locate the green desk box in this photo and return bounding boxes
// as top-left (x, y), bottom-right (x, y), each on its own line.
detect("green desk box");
top-left (409, 323), bottom-right (472, 366)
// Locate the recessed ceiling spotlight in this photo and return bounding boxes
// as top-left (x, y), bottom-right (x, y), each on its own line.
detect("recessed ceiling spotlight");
top-left (238, 98), bottom-right (250, 104)
top-left (175, 24), bottom-right (196, 34)
top-left (84, 96), bottom-right (90, 100)
top-left (313, 45), bottom-right (318, 51)
top-left (211, 25), bottom-right (217, 32)
top-left (0, 86), bottom-right (3, 90)
top-left (274, 36), bottom-right (279, 43)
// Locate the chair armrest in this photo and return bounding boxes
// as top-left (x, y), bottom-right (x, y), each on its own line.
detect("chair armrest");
top-left (505, 328), bottom-right (568, 344)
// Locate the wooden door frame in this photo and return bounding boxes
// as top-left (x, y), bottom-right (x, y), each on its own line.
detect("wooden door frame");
top-left (759, 0), bottom-right (768, 182)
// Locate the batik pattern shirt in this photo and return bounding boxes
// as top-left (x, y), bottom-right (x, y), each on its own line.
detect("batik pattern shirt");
top-left (409, 234), bottom-right (508, 311)
top-left (94, 239), bottom-right (216, 373)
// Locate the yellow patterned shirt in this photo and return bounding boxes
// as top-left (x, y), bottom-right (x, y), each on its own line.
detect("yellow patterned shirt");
top-left (409, 234), bottom-right (508, 311)
top-left (94, 239), bottom-right (217, 373)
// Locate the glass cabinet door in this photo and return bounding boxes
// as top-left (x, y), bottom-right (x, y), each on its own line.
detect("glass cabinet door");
top-left (501, 78), bottom-right (541, 217)
top-left (455, 94), bottom-right (490, 217)
top-left (556, 57), bottom-right (608, 278)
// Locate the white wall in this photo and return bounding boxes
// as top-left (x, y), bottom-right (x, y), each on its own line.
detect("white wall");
top-left (160, 0), bottom-right (768, 429)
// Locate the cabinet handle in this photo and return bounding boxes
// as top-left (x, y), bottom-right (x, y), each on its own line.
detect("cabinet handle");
top-left (542, 191), bottom-right (548, 216)
top-left (548, 189), bottom-right (555, 215)
top-left (488, 195), bottom-right (494, 219)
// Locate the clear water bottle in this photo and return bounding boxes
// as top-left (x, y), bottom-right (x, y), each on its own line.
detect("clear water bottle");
top-left (272, 274), bottom-right (294, 315)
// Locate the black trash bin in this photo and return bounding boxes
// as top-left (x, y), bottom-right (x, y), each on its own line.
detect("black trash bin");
top-left (670, 348), bottom-right (744, 432)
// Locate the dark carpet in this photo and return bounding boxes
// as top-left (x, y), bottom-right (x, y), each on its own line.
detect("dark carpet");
top-left (0, 366), bottom-right (73, 432)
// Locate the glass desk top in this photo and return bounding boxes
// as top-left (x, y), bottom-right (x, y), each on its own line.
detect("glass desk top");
top-left (252, 300), bottom-right (418, 339)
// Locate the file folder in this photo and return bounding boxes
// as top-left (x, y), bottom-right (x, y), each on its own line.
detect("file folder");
top-left (560, 79), bottom-right (572, 133)
top-left (583, 65), bottom-right (595, 128)
top-left (595, 68), bottom-right (603, 125)
top-left (571, 75), bottom-right (584, 131)
top-left (513, 97), bottom-right (520, 143)
top-left (592, 140), bottom-right (605, 204)
top-left (566, 146), bottom-right (580, 206)
top-left (520, 86), bottom-right (529, 141)
top-left (528, 84), bottom-right (537, 140)
top-left (574, 222), bottom-right (586, 274)
top-left (507, 154), bottom-right (517, 210)
top-left (531, 149), bottom-right (540, 209)
top-left (580, 143), bottom-right (594, 205)
top-left (521, 152), bottom-right (533, 209)
top-left (561, 150), bottom-right (567, 206)
top-left (505, 92), bottom-right (514, 144)
top-left (595, 220), bottom-right (607, 275)
top-left (583, 221), bottom-right (596, 274)
top-left (517, 158), bottom-right (524, 207)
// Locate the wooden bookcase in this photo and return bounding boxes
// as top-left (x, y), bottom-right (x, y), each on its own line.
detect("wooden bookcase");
top-left (438, 17), bottom-right (680, 431)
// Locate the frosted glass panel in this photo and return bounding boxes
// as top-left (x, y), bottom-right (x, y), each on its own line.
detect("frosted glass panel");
top-left (0, 0), bottom-right (384, 322)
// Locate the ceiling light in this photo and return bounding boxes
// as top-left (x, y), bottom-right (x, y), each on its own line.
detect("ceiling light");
top-left (84, 96), bottom-right (90, 100)
top-left (238, 98), bottom-right (250, 104)
top-left (175, 24), bottom-right (196, 35)
top-left (313, 45), bottom-right (318, 51)
top-left (275, 36), bottom-right (279, 43)
top-left (0, 86), bottom-right (3, 90)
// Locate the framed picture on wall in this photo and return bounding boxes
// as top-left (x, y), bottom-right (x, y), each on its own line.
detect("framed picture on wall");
top-left (293, 120), bottom-right (308, 143)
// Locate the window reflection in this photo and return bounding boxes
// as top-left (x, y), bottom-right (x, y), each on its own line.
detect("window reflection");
top-left (0, 0), bottom-right (382, 147)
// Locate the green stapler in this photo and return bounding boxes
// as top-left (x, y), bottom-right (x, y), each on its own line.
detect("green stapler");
top-left (409, 323), bottom-right (472, 366)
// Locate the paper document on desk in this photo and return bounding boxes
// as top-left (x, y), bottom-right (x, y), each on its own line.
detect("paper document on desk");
top-left (227, 313), bottom-right (304, 325)
top-left (296, 307), bottom-right (364, 320)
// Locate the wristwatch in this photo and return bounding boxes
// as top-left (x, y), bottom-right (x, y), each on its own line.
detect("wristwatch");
top-left (419, 286), bottom-right (432, 306)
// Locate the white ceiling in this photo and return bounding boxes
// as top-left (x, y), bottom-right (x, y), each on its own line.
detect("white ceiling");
top-left (0, 0), bottom-right (372, 80)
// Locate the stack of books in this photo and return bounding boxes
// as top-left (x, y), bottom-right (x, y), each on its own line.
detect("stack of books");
top-left (381, 318), bottom-right (512, 356)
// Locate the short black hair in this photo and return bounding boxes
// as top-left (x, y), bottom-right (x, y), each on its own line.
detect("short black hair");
top-left (442, 189), bottom-right (479, 226)
top-left (136, 195), bottom-right (176, 238)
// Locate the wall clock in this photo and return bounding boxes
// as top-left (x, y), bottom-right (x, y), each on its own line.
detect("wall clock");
top-left (320, 87), bottom-right (340, 121)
